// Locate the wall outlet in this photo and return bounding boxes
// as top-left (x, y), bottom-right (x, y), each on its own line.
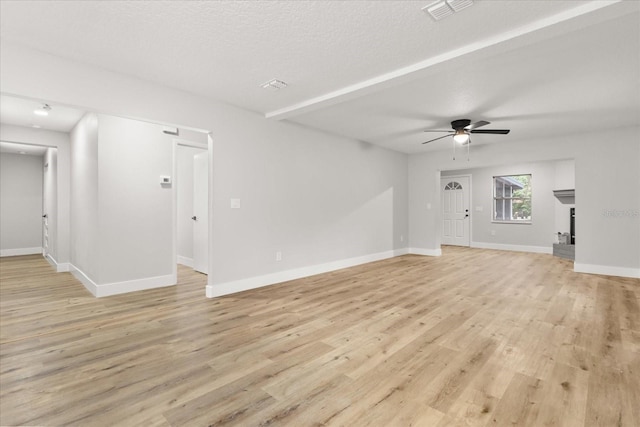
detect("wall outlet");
top-left (276, 251), bottom-right (282, 261)
top-left (230, 198), bottom-right (241, 209)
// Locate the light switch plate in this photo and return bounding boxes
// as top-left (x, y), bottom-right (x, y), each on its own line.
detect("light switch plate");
top-left (230, 198), bottom-right (241, 209)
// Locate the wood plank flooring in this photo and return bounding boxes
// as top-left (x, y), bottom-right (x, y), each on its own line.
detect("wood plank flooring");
top-left (1, 247), bottom-right (638, 426)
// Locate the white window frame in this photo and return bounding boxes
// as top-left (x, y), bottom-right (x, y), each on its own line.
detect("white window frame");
top-left (492, 174), bottom-right (532, 224)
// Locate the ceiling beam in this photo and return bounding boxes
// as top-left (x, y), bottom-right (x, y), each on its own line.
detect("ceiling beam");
top-left (265, 0), bottom-right (625, 121)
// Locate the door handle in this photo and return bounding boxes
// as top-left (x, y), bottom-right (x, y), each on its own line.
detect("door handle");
top-left (191, 216), bottom-right (197, 221)
top-left (42, 214), bottom-right (47, 218)
top-left (465, 214), bottom-right (469, 218)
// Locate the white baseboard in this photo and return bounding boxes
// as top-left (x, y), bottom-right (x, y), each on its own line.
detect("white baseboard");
top-left (206, 248), bottom-right (409, 298)
top-left (574, 263), bottom-right (640, 279)
top-left (0, 247), bottom-right (42, 257)
top-left (471, 241), bottom-right (552, 254)
top-left (45, 254), bottom-right (70, 272)
top-left (70, 264), bottom-right (99, 296)
top-left (94, 273), bottom-right (176, 297)
top-left (70, 264), bottom-right (176, 297)
top-left (408, 247), bottom-right (442, 257)
top-left (177, 256), bottom-right (194, 268)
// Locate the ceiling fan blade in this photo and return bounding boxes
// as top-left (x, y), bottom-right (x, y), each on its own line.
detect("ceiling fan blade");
top-left (469, 129), bottom-right (510, 134)
top-left (422, 134), bottom-right (452, 144)
top-left (423, 130), bottom-right (453, 133)
top-left (465, 120), bottom-right (490, 130)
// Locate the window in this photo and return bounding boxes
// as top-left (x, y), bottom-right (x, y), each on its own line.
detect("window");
top-left (444, 181), bottom-right (463, 190)
top-left (493, 174), bottom-right (531, 223)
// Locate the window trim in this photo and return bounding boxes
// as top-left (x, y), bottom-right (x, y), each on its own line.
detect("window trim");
top-left (492, 174), bottom-right (532, 224)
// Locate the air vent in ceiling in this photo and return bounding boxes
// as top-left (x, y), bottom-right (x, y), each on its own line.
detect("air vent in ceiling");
top-left (447, 0), bottom-right (473, 12)
top-left (423, 1), bottom-right (453, 20)
top-left (423, 0), bottom-right (473, 21)
top-left (261, 79), bottom-right (288, 91)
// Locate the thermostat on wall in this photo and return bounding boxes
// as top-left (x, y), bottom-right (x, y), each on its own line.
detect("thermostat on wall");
top-left (160, 176), bottom-right (172, 185)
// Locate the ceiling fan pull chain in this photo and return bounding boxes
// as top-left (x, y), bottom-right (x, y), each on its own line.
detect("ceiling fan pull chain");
top-left (467, 137), bottom-right (470, 161)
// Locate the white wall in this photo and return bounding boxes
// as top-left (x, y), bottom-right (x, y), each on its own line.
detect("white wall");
top-left (70, 113), bottom-right (99, 281)
top-left (409, 129), bottom-right (640, 277)
top-left (43, 147), bottom-right (58, 259)
top-left (442, 160), bottom-right (557, 251)
top-left (97, 114), bottom-right (174, 285)
top-left (0, 42), bottom-right (410, 296)
top-left (0, 124), bottom-right (71, 269)
top-left (575, 135), bottom-right (639, 275)
top-left (177, 145), bottom-right (206, 266)
top-left (214, 123), bottom-right (408, 285)
top-left (0, 152), bottom-right (43, 255)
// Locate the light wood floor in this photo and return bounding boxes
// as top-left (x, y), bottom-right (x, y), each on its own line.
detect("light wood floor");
top-left (1, 248), bottom-right (638, 426)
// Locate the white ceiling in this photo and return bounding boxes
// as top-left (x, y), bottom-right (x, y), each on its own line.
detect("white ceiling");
top-left (0, 1), bottom-right (638, 153)
top-left (0, 95), bottom-right (85, 133)
top-left (0, 141), bottom-right (47, 156)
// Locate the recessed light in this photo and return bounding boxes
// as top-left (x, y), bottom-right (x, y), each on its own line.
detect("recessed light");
top-left (32, 124), bottom-right (41, 128)
top-left (260, 79), bottom-right (288, 90)
top-left (18, 151), bottom-right (27, 155)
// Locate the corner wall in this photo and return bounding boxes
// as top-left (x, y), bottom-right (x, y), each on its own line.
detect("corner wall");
top-left (70, 113), bottom-right (100, 283)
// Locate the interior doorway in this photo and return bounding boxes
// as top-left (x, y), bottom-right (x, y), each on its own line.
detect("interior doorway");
top-left (0, 141), bottom-right (49, 257)
top-left (175, 140), bottom-right (208, 276)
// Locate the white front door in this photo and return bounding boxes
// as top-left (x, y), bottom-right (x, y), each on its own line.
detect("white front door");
top-left (192, 152), bottom-right (208, 274)
top-left (441, 176), bottom-right (470, 246)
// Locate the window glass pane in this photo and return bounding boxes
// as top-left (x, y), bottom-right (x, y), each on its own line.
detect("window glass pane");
top-left (511, 199), bottom-right (532, 220)
top-left (495, 181), bottom-right (503, 197)
top-left (493, 174), bottom-right (532, 222)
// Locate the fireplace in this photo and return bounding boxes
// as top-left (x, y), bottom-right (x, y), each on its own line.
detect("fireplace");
top-left (570, 208), bottom-right (575, 244)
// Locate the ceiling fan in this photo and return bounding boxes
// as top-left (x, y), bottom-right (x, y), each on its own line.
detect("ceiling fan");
top-left (422, 119), bottom-right (510, 145)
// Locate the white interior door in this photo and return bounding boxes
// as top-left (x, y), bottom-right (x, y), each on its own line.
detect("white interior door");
top-left (42, 214), bottom-right (48, 257)
top-left (441, 176), bottom-right (470, 246)
top-left (192, 152), bottom-right (208, 274)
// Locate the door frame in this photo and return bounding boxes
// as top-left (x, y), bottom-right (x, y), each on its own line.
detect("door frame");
top-left (439, 174), bottom-right (472, 247)
top-left (172, 138), bottom-right (209, 284)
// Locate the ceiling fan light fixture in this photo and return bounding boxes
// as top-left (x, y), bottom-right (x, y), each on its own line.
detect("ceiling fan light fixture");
top-left (453, 130), bottom-right (469, 144)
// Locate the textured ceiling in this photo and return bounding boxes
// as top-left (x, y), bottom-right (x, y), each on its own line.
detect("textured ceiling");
top-left (0, 0), bottom-right (638, 153)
